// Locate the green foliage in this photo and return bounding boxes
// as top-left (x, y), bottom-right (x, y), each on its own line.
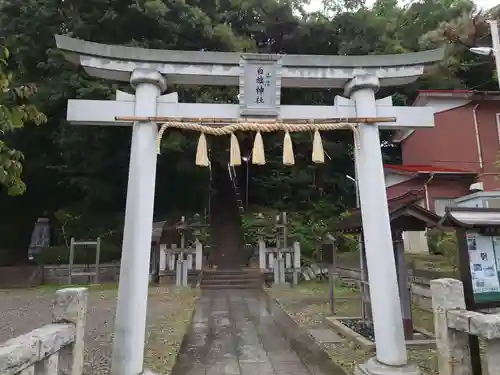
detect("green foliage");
top-left (0, 0), bottom-right (497, 261)
top-left (242, 202), bottom-right (356, 261)
top-left (52, 206), bottom-right (124, 248)
top-left (427, 230), bottom-right (458, 271)
top-left (38, 242), bottom-right (121, 265)
top-left (0, 46), bottom-right (46, 195)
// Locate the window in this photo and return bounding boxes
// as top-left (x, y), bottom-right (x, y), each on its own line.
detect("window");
top-left (484, 198), bottom-right (500, 209)
top-left (434, 198), bottom-right (456, 216)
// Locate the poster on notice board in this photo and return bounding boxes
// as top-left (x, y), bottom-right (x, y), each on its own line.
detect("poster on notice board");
top-left (467, 233), bottom-right (500, 295)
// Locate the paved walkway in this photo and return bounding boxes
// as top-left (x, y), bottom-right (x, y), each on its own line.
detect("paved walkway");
top-left (171, 290), bottom-right (346, 375)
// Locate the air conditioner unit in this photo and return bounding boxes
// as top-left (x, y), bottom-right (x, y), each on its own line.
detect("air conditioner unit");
top-left (470, 182), bottom-right (484, 192)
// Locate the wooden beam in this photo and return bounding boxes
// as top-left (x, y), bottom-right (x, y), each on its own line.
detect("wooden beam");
top-left (114, 116), bottom-right (397, 124)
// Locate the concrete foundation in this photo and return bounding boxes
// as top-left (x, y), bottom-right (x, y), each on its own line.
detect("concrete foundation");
top-left (356, 358), bottom-right (421, 375)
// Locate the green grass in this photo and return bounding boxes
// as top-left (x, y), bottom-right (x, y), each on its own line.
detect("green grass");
top-left (35, 282), bottom-right (120, 291)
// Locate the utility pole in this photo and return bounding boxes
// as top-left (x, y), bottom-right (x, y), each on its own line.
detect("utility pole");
top-left (470, 20), bottom-right (500, 89)
top-left (491, 20), bottom-right (500, 89)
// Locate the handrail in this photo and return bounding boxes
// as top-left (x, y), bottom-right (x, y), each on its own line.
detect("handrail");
top-left (227, 163), bottom-right (244, 214)
top-left (0, 288), bottom-right (88, 375)
top-left (431, 278), bottom-right (500, 375)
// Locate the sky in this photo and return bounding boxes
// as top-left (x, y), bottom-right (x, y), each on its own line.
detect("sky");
top-left (305, 0), bottom-right (498, 12)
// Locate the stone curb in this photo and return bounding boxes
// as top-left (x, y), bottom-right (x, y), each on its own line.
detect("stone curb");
top-left (326, 317), bottom-right (376, 352)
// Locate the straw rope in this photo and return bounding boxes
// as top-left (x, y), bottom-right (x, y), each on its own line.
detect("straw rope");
top-left (156, 120), bottom-right (359, 154)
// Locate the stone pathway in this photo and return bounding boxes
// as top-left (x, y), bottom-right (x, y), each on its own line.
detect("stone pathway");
top-left (171, 290), bottom-right (346, 375)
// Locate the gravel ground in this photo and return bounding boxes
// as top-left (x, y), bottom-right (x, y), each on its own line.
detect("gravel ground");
top-left (0, 285), bottom-right (198, 375)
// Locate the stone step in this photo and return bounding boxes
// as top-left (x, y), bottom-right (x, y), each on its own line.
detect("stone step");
top-left (200, 268), bottom-right (262, 290)
top-left (202, 273), bottom-right (260, 280)
top-left (200, 283), bottom-right (262, 290)
top-left (201, 278), bottom-right (261, 285)
top-left (203, 268), bottom-right (260, 277)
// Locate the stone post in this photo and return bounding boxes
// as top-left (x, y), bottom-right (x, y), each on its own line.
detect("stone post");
top-left (345, 75), bottom-right (414, 374)
top-left (430, 278), bottom-right (472, 375)
top-left (182, 260), bottom-right (189, 286)
top-left (293, 241), bottom-right (301, 285)
top-left (394, 231), bottom-right (413, 340)
top-left (285, 253), bottom-right (292, 269)
top-left (195, 239), bottom-right (203, 270)
top-left (159, 244), bottom-right (166, 272)
top-left (273, 258), bottom-right (280, 285)
top-left (52, 287), bottom-right (88, 375)
top-left (111, 69), bottom-right (167, 375)
top-left (279, 258), bottom-right (286, 284)
top-left (176, 260), bottom-right (183, 286)
top-left (268, 252), bottom-right (275, 273)
top-left (259, 237), bottom-right (266, 270)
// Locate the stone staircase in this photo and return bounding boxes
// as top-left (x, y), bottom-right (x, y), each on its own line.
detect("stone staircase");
top-left (200, 268), bottom-right (262, 290)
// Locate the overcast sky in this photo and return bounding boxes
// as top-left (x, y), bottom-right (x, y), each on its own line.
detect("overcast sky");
top-left (306, 0), bottom-right (498, 12)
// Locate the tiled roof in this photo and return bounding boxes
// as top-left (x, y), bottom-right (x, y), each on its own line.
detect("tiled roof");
top-left (334, 189), bottom-right (440, 233)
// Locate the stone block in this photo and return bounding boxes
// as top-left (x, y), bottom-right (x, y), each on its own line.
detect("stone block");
top-left (52, 288), bottom-right (88, 325)
top-left (446, 310), bottom-right (480, 332)
top-left (308, 328), bottom-right (343, 343)
top-left (0, 324), bottom-right (74, 375)
top-left (469, 314), bottom-right (500, 339)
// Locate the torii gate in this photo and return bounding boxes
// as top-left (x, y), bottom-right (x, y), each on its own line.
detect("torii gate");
top-left (55, 35), bottom-right (443, 375)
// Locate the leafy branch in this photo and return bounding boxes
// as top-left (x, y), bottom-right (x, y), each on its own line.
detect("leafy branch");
top-left (0, 46), bottom-right (46, 195)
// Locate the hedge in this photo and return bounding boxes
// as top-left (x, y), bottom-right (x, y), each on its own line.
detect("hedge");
top-left (36, 241), bottom-right (121, 265)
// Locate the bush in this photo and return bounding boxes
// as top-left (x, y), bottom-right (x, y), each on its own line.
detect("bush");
top-left (36, 241), bottom-right (121, 265)
top-left (335, 233), bottom-right (359, 253)
top-left (426, 230), bottom-right (458, 271)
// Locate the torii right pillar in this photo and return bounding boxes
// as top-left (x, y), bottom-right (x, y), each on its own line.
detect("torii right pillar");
top-left (345, 75), bottom-right (420, 375)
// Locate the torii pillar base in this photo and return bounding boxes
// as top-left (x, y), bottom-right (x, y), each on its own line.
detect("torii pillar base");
top-left (356, 358), bottom-right (421, 375)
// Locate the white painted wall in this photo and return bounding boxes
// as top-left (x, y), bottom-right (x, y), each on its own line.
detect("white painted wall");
top-left (384, 171), bottom-right (412, 188)
top-left (403, 199), bottom-right (429, 254)
top-left (403, 231), bottom-right (429, 254)
top-left (416, 97), bottom-right (470, 112)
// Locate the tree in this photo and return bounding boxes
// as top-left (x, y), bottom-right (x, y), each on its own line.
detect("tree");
top-left (0, 0), bottom-right (495, 262)
top-left (0, 46), bottom-right (46, 195)
top-left (420, 2), bottom-right (500, 90)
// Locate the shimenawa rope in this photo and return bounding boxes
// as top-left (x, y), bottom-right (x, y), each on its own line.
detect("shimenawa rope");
top-left (155, 120), bottom-right (360, 167)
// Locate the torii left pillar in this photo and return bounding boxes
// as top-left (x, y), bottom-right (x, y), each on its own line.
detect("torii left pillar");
top-left (111, 69), bottom-right (167, 375)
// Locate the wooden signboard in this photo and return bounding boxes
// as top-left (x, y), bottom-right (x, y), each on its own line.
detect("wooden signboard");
top-left (458, 229), bottom-right (500, 309)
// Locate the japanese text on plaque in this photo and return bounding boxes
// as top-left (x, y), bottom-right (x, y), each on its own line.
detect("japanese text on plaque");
top-left (255, 67), bottom-right (272, 105)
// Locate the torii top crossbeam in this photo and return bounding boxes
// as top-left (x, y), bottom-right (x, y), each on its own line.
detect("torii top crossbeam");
top-left (55, 35), bottom-right (443, 88)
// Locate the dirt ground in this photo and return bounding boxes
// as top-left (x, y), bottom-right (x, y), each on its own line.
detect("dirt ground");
top-left (0, 285), bottom-right (198, 375)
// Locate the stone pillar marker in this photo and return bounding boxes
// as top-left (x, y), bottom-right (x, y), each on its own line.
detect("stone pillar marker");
top-left (111, 69), bottom-right (167, 375)
top-left (52, 287), bottom-right (88, 375)
top-left (345, 75), bottom-right (418, 374)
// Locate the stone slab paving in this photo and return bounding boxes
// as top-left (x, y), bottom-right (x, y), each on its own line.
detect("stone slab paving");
top-left (308, 328), bottom-right (343, 344)
top-left (171, 290), bottom-right (346, 375)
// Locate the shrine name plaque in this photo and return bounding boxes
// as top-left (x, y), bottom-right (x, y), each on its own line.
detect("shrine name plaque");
top-left (239, 54), bottom-right (281, 117)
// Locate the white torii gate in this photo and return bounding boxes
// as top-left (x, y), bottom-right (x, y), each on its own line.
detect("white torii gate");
top-left (56, 35), bottom-right (444, 375)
